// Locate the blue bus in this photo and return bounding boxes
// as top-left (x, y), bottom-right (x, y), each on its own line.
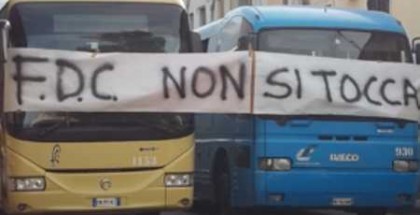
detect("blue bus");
top-left (194, 6), bottom-right (420, 215)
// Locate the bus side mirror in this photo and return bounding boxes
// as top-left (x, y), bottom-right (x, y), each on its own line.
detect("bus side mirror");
top-left (414, 43), bottom-right (420, 65)
top-left (412, 37), bottom-right (420, 64)
top-left (0, 20), bottom-right (10, 63)
top-left (237, 35), bottom-right (256, 51)
top-left (191, 32), bottom-right (203, 53)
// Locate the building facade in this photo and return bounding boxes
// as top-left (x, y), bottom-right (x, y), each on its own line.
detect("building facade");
top-left (187, 0), bottom-right (420, 41)
top-left (390, 0), bottom-right (420, 41)
top-left (303, 0), bottom-right (420, 40)
top-left (187, 0), bottom-right (255, 29)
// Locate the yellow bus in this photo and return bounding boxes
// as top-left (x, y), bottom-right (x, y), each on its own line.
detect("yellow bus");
top-left (0, 0), bottom-right (196, 214)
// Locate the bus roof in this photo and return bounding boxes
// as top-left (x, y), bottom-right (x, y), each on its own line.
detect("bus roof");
top-left (4, 0), bottom-right (185, 6)
top-left (225, 6), bottom-right (406, 34)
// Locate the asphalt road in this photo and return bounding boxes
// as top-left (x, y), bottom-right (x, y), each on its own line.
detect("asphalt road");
top-left (162, 208), bottom-right (419, 215)
top-left (3, 201), bottom-right (419, 215)
top-left (4, 208), bottom-right (416, 215)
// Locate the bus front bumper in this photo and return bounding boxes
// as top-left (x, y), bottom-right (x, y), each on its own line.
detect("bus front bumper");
top-left (5, 186), bottom-right (192, 214)
top-left (255, 170), bottom-right (419, 209)
top-left (3, 146), bottom-right (194, 214)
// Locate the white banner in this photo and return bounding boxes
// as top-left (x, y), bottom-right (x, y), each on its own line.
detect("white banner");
top-left (4, 48), bottom-right (251, 113)
top-left (4, 48), bottom-right (420, 121)
top-left (254, 52), bottom-right (420, 121)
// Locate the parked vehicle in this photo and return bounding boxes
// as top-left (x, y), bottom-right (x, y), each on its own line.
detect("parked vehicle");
top-left (194, 6), bottom-right (419, 215)
top-left (0, 0), bottom-right (198, 214)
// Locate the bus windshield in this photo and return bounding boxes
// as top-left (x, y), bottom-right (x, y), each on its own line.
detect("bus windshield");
top-left (5, 112), bottom-right (194, 142)
top-left (258, 29), bottom-right (412, 63)
top-left (9, 2), bottom-right (190, 53)
top-left (6, 2), bottom-right (194, 142)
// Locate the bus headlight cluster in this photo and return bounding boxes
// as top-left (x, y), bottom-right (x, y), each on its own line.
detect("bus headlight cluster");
top-left (164, 173), bottom-right (193, 187)
top-left (259, 158), bottom-right (291, 171)
top-left (10, 177), bottom-right (45, 191)
top-left (393, 160), bottom-right (419, 172)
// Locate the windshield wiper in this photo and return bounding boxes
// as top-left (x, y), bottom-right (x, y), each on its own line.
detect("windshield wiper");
top-left (128, 117), bottom-right (182, 136)
top-left (36, 114), bottom-right (189, 139)
top-left (37, 116), bottom-right (78, 138)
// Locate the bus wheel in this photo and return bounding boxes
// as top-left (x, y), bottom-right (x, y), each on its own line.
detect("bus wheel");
top-left (215, 172), bottom-right (233, 215)
top-left (136, 212), bottom-right (160, 215)
top-left (356, 209), bottom-right (386, 215)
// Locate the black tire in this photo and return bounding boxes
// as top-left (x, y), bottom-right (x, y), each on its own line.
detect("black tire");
top-left (214, 172), bottom-right (233, 215)
top-left (191, 199), bottom-right (212, 214)
top-left (136, 212), bottom-right (160, 215)
top-left (357, 209), bottom-right (387, 215)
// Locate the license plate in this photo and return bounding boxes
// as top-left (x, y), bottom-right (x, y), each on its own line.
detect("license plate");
top-left (332, 197), bottom-right (353, 206)
top-left (92, 197), bottom-right (120, 208)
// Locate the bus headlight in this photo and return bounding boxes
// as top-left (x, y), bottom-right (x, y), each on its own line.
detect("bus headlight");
top-left (259, 158), bottom-right (291, 171)
top-left (164, 173), bottom-right (193, 187)
top-left (10, 177), bottom-right (45, 191)
top-left (393, 160), bottom-right (419, 172)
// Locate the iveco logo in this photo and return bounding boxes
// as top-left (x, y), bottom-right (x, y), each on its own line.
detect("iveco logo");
top-left (99, 178), bottom-right (112, 191)
top-left (296, 145), bottom-right (317, 162)
top-left (330, 153), bottom-right (360, 162)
